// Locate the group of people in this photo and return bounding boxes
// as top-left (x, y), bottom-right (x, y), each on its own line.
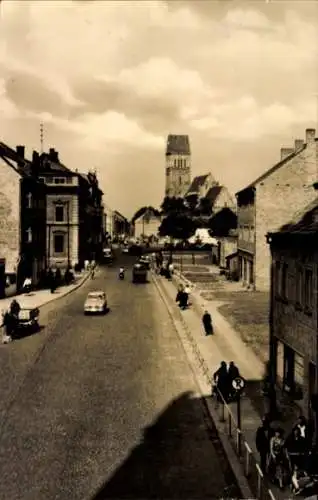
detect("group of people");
top-left (213, 360), bottom-right (242, 402)
top-left (175, 283), bottom-right (191, 310)
top-left (256, 415), bottom-right (317, 492)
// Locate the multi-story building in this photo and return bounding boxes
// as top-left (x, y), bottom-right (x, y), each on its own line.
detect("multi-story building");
top-left (0, 143), bottom-right (47, 291)
top-left (267, 194), bottom-right (318, 419)
top-left (39, 148), bottom-right (104, 268)
top-left (38, 148), bottom-right (79, 269)
top-left (77, 171), bottom-right (104, 262)
top-left (186, 174), bottom-right (235, 215)
top-left (134, 208), bottom-right (162, 239)
top-left (236, 128), bottom-right (318, 291)
top-left (112, 210), bottom-right (130, 238)
top-left (165, 135), bottom-right (191, 197)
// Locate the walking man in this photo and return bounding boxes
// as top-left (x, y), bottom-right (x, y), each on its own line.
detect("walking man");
top-left (256, 416), bottom-right (272, 472)
top-left (202, 310), bottom-right (213, 335)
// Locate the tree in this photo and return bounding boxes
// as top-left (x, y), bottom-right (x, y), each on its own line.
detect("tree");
top-left (198, 197), bottom-right (213, 216)
top-left (159, 213), bottom-right (197, 240)
top-left (160, 196), bottom-right (186, 215)
top-left (208, 208), bottom-right (237, 237)
top-left (184, 193), bottom-right (198, 213)
top-left (132, 206), bottom-right (160, 223)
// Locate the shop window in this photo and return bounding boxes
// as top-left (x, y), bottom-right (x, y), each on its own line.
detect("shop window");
top-left (304, 268), bottom-right (313, 312)
top-left (54, 234), bottom-right (64, 254)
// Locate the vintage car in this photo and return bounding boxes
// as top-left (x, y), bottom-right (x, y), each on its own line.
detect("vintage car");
top-left (103, 248), bottom-right (114, 263)
top-left (139, 255), bottom-right (151, 270)
top-left (84, 291), bottom-right (107, 314)
top-left (11, 307), bottom-right (40, 338)
top-left (132, 263), bottom-right (148, 283)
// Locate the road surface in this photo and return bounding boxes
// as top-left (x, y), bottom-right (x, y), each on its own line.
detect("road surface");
top-left (0, 254), bottom-right (240, 500)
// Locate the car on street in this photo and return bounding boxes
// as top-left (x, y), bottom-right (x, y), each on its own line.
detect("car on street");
top-left (103, 247), bottom-right (114, 264)
top-left (139, 255), bottom-right (151, 269)
top-left (84, 291), bottom-right (107, 314)
top-left (132, 262), bottom-right (148, 283)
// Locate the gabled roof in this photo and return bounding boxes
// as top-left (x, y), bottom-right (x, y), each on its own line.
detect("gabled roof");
top-left (270, 195), bottom-right (318, 236)
top-left (0, 141), bottom-right (31, 177)
top-left (166, 135), bottom-right (190, 155)
top-left (205, 185), bottom-right (223, 204)
top-left (186, 174), bottom-right (209, 195)
top-left (236, 141), bottom-right (312, 197)
top-left (39, 153), bottom-right (72, 174)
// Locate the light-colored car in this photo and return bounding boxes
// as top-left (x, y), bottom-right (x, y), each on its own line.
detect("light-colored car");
top-left (84, 291), bottom-right (107, 314)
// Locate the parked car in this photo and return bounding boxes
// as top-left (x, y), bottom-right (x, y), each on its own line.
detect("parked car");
top-left (84, 291), bottom-right (107, 314)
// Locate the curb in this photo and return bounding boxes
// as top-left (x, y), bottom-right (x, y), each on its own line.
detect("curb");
top-left (151, 272), bottom-right (253, 499)
top-left (1, 272), bottom-right (91, 329)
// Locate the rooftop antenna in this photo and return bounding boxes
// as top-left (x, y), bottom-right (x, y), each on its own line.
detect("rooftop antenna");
top-left (40, 122), bottom-right (44, 154)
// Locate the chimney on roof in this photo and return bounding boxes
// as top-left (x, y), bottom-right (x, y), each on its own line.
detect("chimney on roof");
top-left (280, 147), bottom-right (294, 161)
top-left (294, 139), bottom-right (304, 151)
top-left (49, 147), bottom-right (59, 162)
top-left (306, 128), bottom-right (316, 144)
top-left (16, 145), bottom-right (25, 159)
top-left (31, 151), bottom-right (40, 177)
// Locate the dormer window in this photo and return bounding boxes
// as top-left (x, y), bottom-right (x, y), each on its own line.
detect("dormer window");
top-left (26, 192), bottom-right (32, 208)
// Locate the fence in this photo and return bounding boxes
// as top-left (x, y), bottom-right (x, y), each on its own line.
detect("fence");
top-left (162, 251), bottom-right (213, 269)
top-left (167, 280), bottom-right (277, 500)
top-left (213, 387), bottom-right (277, 500)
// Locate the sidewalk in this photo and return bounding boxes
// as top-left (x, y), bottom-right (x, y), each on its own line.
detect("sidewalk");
top-left (153, 271), bottom-right (299, 500)
top-left (0, 270), bottom-right (90, 328)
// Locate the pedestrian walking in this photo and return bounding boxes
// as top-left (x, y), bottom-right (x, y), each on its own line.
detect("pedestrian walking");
top-left (183, 284), bottom-right (191, 308)
top-left (293, 416), bottom-right (313, 448)
top-left (256, 416), bottom-right (272, 472)
top-left (228, 361), bottom-right (241, 399)
top-left (285, 427), bottom-right (308, 470)
top-left (202, 310), bottom-right (213, 335)
top-left (213, 361), bottom-right (229, 403)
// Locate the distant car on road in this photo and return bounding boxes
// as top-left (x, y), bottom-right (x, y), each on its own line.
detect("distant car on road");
top-left (139, 255), bottom-right (151, 270)
top-left (132, 263), bottom-right (148, 283)
top-left (128, 244), bottom-right (143, 256)
top-left (84, 291), bottom-right (107, 314)
top-left (103, 248), bottom-right (114, 263)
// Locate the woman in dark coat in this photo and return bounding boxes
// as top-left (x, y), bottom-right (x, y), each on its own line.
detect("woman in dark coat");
top-left (213, 361), bottom-right (229, 403)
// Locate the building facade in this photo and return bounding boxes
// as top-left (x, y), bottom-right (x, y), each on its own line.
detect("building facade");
top-left (78, 172), bottom-right (104, 262)
top-left (165, 135), bottom-right (191, 197)
top-left (0, 143), bottom-right (47, 290)
top-left (268, 197), bottom-right (318, 419)
top-left (112, 210), bottom-right (130, 238)
top-left (134, 210), bottom-right (162, 239)
top-left (236, 128), bottom-right (318, 291)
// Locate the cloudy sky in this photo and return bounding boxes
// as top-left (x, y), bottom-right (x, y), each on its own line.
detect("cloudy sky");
top-left (1, 0), bottom-right (318, 218)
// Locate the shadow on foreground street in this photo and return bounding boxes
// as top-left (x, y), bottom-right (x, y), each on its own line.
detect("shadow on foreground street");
top-left (91, 391), bottom-right (241, 500)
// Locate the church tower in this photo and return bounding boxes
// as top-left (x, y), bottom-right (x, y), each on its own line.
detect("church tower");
top-left (165, 135), bottom-right (191, 198)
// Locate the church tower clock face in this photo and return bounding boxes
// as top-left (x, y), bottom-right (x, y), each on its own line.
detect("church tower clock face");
top-left (165, 135), bottom-right (191, 198)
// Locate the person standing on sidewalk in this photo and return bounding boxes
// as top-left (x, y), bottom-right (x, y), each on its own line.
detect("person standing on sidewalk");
top-left (256, 416), bottom-right (272, 472)
top-left (227, 361), bottom-right (241, 400)
top-left (213, 361), bottom-right (229, 403)
top-left (183, 284), bottom-right (191, 308)
top-left (202, 310), bottom-right (213, 335)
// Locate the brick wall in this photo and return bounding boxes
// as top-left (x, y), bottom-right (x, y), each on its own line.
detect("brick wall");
top-left (0, 160), bottom-right (20, 274)
top-left (255, 139), bottom-right (318, 290)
